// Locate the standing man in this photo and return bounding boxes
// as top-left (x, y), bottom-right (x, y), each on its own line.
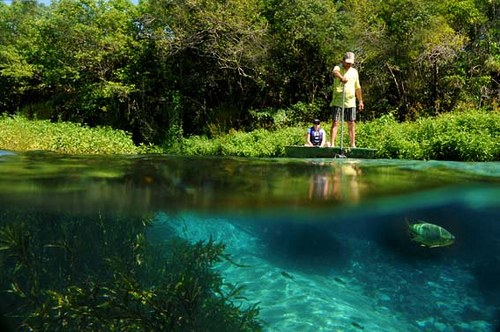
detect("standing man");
top-left (330, 52), bottom-right (364, 148)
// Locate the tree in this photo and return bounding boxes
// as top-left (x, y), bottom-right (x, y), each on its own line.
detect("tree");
top-left (0, 0), bottom-right (45, 113)
top-left (347, 0), bottom-right (469, 119)
top-left (415, 15), bottom-right (467, 113)
top-left (29, 0), bottom-right (138, 125)
top-left (140, 0), bottom-right (269, 137)
top-left (262, 0), bottom-right (346, 107)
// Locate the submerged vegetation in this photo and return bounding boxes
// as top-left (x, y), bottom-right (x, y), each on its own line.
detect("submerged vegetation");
top-left (0, 210), bottom-right (262, 331)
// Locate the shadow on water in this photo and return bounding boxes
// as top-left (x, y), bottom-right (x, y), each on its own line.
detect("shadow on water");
top-left (255, 221), bottom-right (348, 275)
top-left (0, 315), bottom-right (13, 332)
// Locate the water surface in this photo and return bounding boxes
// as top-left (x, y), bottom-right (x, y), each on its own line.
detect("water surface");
top-left (0, 151), bottom-right (499, 331)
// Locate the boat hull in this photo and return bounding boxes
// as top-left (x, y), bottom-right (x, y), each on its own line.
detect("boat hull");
top-left (284, 146), bottom-right (377, 158)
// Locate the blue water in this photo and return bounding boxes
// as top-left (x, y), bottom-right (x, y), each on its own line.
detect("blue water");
top-left (0, 151), bottom-right (499, 331)
top-left (156, 190), bottom-right (500, 331)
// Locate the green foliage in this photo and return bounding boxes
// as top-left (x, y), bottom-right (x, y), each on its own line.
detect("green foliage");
top-left (247, 101), bottom-right (327, 130)
top-left (0, 210), bottom-right (262, 331)
top-left (0, 0), bottom-right (46, 112)
top-left (0, 115), bottom-right (140, 154)
top-left (262, 0), bottom-right (345, 105)
top-left (30, 0), bottom-right (140, 127)
top-left (145, 0), bottom-right (270, 138)
top-left (356, 114), bottom-right (425, 159)
top-left (1, 0), bottom-right (500, 144)
top-left (3, 110), bottom-right (500, 162)
top-left (416, 111), bottom-right (500, 161)
top-left (166, 127), bottom-right (304, 157)
top-left (360, 110), bottom-right (500, 161)
top-left (165, 110), bottom-right (500, 162)
top-left (218, 128), bottom-right (299, 157)
top-left (346, 0), bottom-right (492, 119)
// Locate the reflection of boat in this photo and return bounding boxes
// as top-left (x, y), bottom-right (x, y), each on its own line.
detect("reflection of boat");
top-left (284, 146), bottom-right (377, 159)
top-left (0, 150), bottom-right (16, 156)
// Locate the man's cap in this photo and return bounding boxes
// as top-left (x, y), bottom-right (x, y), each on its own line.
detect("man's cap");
top-left (344, 52), bottom-right (355, 64)
top-left (313, 119), bottom-right (320, 124)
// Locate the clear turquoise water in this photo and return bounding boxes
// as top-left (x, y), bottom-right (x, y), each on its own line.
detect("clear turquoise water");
top-left (0, 151), bottom-right (499, 331)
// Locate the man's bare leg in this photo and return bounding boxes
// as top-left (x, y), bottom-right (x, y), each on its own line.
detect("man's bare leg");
top-left (348, 121), bottom-right (356, 147)
top-left (330, 121), bottom-right (339, 147)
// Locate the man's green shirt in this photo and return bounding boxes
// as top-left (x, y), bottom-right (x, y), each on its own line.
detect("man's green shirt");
top-left (331, 64), bottom-right (361, 108)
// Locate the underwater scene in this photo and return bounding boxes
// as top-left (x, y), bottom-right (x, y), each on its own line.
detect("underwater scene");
top-left (0, 151), bottom-right (499, 331)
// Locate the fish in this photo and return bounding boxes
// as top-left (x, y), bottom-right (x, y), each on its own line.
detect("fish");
top-left (280, 271), bottom-right (294, 280)
top-left (351, 322), bottom-right (364, 330)
top-left (334, 277), bottom-right (346, 285)
top-left (407, 221), bottom-right (455, 248)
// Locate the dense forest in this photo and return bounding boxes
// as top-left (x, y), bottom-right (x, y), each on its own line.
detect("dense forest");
top-left (1, 0), bottom-right (499, 145)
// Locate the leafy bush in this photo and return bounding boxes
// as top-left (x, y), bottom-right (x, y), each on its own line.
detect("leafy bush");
top-left (0, 115), bottom-right (140, 154)
top-left (248, 108), bottom-right (291, 129)
top-left (166, 109), bottom-right (500, 161)
top-left (3, 110), bottom-right (500, 161)
top-left (166, 127), bottom-right (304, 157)
top-left (167, 135), bottom-right (223, 156)
top-left (416, 111), bottom-right (500, 161)
top-left (360, 110), bottom-right (500, 161)
top-left (286, 101), bottom-right (326, 124)
top-left (246, 101), bottom-right (327, 131)
top-left (357, 114), bottom-right (424, 159)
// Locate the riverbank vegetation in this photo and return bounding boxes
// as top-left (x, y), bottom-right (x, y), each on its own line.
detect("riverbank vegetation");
top-left (1, 0), bottom-right (500, 152)
top-left (2, 110), bottom-right (500, 161)
top-left (166, 109), bottom-right (500, 161)
top-left (0, 114), bottom-right (143, 154)
top-left (2, 0), bottom-right (500, 161)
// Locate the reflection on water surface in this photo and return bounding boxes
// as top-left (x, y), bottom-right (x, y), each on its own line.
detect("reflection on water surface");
top-left (0, 151), bottom-right (499, 331)
top-left (0, 152), bottom-right (497, 215)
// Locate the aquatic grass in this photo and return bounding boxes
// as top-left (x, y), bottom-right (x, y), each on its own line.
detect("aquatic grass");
top-left (0, 210), bottom-right (262, 331)
top-left (219, 128), bottom-right (304, 157)
top-left (356, 111), bottom-right (500, 161)
top-left (0, 114), bottom-right (140, 154)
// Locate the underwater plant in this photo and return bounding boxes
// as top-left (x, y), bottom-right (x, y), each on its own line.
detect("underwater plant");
top-left (0, 210), bottom-right (262, 331)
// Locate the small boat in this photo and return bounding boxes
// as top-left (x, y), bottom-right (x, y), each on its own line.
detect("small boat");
top-left (284, 146), bottom-right (377, 159)
top-left (0, 150), bottom-right (16, 156)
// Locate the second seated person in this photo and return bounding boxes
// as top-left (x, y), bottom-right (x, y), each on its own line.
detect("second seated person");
top-left (306, 119), bottom-right (330, 147)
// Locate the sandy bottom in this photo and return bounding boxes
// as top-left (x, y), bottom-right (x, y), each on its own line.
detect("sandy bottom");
top-left (153, 213), bottom-right (496, 332)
